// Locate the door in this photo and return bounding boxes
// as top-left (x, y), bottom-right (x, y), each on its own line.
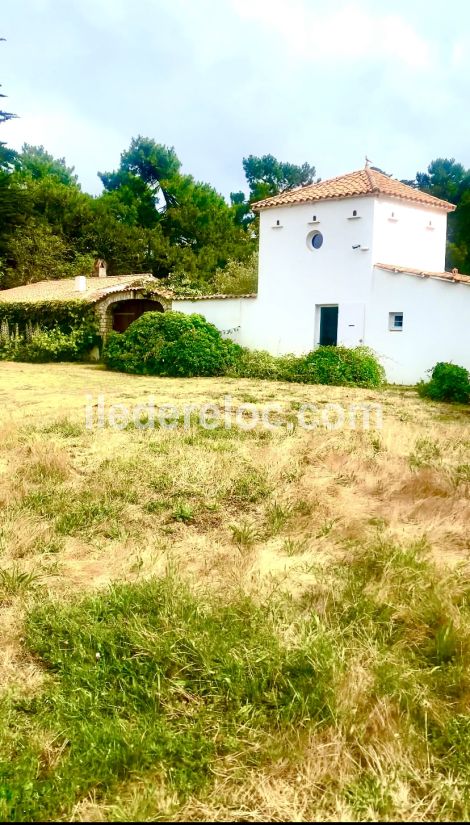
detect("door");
top-left (319, 306), bottom-right (338, 346)
top-left (112, 299), bottom-right (164, 333)
top-left (337, 303), bottom-right (365, 347)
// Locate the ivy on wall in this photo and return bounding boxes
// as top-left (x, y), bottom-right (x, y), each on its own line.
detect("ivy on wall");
top-left (0, 300), bottom-right (101, 362)
top-left (0, 300), bottom-right (98, 334)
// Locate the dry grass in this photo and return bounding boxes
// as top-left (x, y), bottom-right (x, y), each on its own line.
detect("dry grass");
top-left (1, 362), bottom-right (469, 821)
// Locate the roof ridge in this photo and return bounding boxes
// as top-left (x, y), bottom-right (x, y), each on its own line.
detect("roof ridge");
top-left (364, 166), bottom-right (381, 193)
top-left (253, 167), bottom-right (456, 212)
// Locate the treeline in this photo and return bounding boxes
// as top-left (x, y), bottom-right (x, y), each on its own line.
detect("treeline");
top-left (0, 132), bottom-right (315, 292)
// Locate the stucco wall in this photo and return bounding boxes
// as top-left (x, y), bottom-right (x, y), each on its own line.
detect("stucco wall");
top-left (372, 197), bottom-right (448, 272)
top-left (246, 197), bottom-right (376, 354)
top-left (173, 195), bottom-right (465, 385)
top-left (174, 297), bottom-right (256, 345)
top-left (368, 267), bottom-right (470, 384)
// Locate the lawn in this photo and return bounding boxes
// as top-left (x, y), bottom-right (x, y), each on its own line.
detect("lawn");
top-left (1, 362), bottom-right (470, 821)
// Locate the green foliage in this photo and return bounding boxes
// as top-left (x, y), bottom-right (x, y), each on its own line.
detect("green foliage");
top-left (0, 566), bottom-right (40, 598)
top-left (228, 348), bottom-right (302, 382)
top-left (0, 300), bottom-right (99, 362)
top-left (418, 362), bottom-right (470, 404)
top-left (1, 218), bottom-right (95, 288)
top-left (2, 327), bottom-right (92, 363)
top-left (0, 576), bottom-right (335, 821)
top-left (211, 252), bottom-right (258, 295)
top-left (230, 154), bottom-right (316, 228)
top-left (229, 345), bottom-right (385, 388)
top-left (0, 299), bottom-right (96, 332)
top-left (105, 314), bottom-right (384, 388)
top-left (14, 144), bottom-right (79, 186)
top-left (98, 136), bottom-right (254, 281)
top-left (104, 311), bottom-right (237, 377)
top-left (298, 346), bottom-right (386, 388)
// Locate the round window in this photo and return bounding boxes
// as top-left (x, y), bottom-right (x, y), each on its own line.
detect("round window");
top-left (307, 230), bottom-right (323, 250)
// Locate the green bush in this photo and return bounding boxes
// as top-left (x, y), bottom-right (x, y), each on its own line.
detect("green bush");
top-left (229, 345), bottom-right (384, 388)
top-left (297, 346), bottom-right (385, 388)
top-left (0, 323), bottom-right (98, 363)
top-left (104, 311), bottom-right (237, 377)
top-left (104, 312), bottom-right (385, 389)
top-left (228, 348), bottom-right (302, 381)
top-left (418, 362), bottom-right (470, 404)
top-left (0, 300), bottom-right (100, 362)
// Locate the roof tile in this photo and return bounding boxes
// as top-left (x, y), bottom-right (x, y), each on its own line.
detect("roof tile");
top-left (375, 262), bottom-right (470, 285)
top-left (253, 168), bottom-right (456, 212)
top-left (0, 276), bottom-right (173, 304)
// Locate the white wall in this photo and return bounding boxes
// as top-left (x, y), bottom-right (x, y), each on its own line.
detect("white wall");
top-left (367, 267), bottom-right (470, 384)
top-left (176, 197), bottom-right (377, 356)
top-left (173, 297), bottom-right (256, 346)
top-left (251, 196), bottom-right (375, 353)
top-left (175, 195), bottom-right (465, 385)
top-left (372, 197), bottom-right (448, 272)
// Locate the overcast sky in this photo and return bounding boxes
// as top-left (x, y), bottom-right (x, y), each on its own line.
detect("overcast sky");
top-left (2, 0), bottom-right (470, 197)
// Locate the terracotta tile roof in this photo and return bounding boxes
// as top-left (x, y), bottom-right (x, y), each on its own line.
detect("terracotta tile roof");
top-left (253, 168), bottom-right (456, 212)
top-left (375, 262), bottom-right (470, 285)
top-left (0, 276), bottom-right (174, 304)
top-left (173, 293), bottom-right (257, 301)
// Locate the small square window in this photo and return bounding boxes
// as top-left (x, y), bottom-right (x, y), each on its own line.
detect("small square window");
top-left (389, 312), bottom-right (404, 331)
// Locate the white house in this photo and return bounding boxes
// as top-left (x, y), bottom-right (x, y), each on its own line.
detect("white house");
top-left (1, 166), bottom-right (468, 385)
top-left (178, 166), bottom-right (470, 385)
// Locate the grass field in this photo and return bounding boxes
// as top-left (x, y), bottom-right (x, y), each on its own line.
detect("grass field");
top-left (1, 362), bottom-right (470, 821)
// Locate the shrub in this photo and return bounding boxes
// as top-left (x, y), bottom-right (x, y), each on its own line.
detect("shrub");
top-left (229, 345), bottom-right (384, 388)
top-left (418, 362), bottom-right (470, 404)
top-left (0, 322), bottom-right (98, 362)
top-left (297, 346), bottom-right (385, 388)
top-left (0, 300), bottom-right (100, 362)
top-left (104, 312), bottom-right (384, 389)
top-left (211, 252), bottom-right (258, 295)
top-left (104, 311), bottom-right (237, 378)
top-left (228, 348), bottom-right (302, 381)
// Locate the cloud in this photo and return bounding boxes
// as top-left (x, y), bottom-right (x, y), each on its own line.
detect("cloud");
top-left (2, 101), bottom-right (124, 193)
top-left (231, 0), bottom-right (431, 69)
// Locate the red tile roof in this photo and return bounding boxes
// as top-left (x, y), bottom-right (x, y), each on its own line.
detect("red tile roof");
top-left (0, 277), bottom-right (257, 304)
top-left (375, 262), bottom-right (470, 285)
top-left (253, 168), bottom-right (456, 212)
top-left (0, 275), bottom-right (172, 304)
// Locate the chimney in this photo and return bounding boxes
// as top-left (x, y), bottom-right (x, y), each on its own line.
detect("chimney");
top-left (93, 258), bottom-right (107, 278)
top-left (75, 275), bottom-right (87, 293)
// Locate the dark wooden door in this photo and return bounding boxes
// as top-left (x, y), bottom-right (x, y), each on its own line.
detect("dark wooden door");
top-left (112, 299), bottom-right (163, 333)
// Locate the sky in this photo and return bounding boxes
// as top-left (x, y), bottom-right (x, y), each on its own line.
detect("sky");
top-left (1, 0), bottom-right (470, 198)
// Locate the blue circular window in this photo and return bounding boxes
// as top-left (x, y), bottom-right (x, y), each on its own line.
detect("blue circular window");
top-left (307, 230), bottom-right (323, 250)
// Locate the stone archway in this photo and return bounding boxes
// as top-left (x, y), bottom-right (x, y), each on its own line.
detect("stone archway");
top-left (96, 288), bottom-right (172, 340)
top-left (112, 298), bottom-right (164, 333)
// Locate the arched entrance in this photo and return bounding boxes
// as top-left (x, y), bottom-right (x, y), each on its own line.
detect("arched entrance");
top-left (112, 299), bottom-right (164, 333)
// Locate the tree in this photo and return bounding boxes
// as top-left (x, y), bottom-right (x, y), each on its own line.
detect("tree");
top-left (15, 144), bottom-right (79, 187)
top-left (230, 153), bottom-right (316, 229)
top-left (99, 136), bottom-right (181, 227)
top-left (98, 136), bottom-right (254, 283)
top-left (242, 154), bottom-right (316, 202)
top-left (411, 158), bottom-right (470, 274)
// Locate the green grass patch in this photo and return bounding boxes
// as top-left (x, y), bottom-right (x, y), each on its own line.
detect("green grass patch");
top-left (0, 577), bottom-right (336, 822)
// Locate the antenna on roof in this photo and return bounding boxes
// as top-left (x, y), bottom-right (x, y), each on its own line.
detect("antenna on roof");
top-left (365, 156), bottom-right (372, 169)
